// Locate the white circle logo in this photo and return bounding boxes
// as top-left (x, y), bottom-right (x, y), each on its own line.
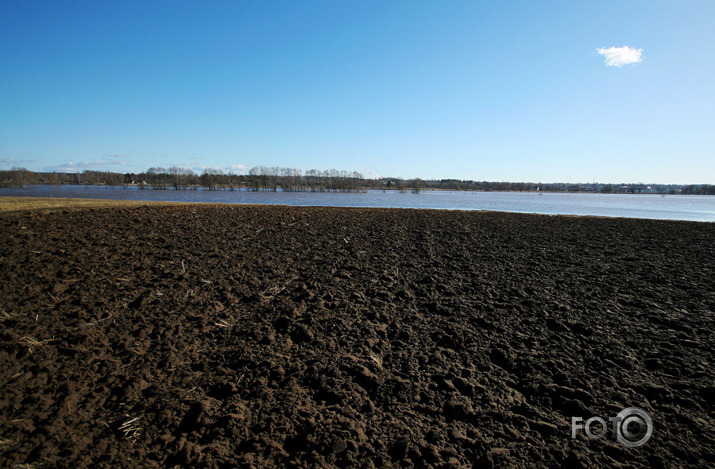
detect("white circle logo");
top-left (613, 407), bottom-right (653, 448)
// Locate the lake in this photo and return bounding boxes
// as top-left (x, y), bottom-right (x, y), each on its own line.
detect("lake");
top-left (1, 184), bottom-right (714, 222)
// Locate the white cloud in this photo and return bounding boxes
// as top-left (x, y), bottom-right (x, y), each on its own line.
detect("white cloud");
top-left (226, 164), bottom-right (247, 174)
top-left (1, 157), bottom-right (37, 167)
top-left (47, 159), bottom-right (130, 172)
top-left (597, 46), bottom-right (644, 67)
top-left (193, 165), bottom-right (224, 173)
top-left (364, 167), bottom-right (384, 179)
top-left (50, 161), bottom-right (105, 172)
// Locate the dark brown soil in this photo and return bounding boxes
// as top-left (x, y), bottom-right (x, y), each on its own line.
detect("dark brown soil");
top-left (1, 205), bottom-right (713, 468)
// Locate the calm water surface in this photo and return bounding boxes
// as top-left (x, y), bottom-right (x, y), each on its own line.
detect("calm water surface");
top-left (1, 185), bottom-right (714, 222)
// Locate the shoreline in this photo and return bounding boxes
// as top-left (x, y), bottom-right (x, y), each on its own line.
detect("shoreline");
top-left (0, 196), bottom-right (712, 224)
top-left (3, 183), bottom-right (714, 196)
top-left (0, 196), bottom-right (197, 213)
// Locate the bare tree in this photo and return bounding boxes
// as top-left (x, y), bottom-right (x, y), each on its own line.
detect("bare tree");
top-left (201, 168), bottom-right (224, 190)
top-left (13, 167), bottom-right (30, 188)
top-left (3, 167), bottom-right (32, 188)
top-left (147, 167), bottom-right (168, 189)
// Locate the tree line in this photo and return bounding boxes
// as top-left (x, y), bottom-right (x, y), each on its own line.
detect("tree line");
top-left (138, 166), bottom-right (366, 192)
top-left (0, 166), bottom-right (366, 192)
top-left (1, 166), bottom-right (713, 195)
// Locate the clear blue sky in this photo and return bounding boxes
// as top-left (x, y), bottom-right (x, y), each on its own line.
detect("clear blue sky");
top-left (1, 1), bottom-right (713, 184)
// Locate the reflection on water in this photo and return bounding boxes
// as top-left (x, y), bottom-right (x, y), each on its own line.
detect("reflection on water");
top-left (1, 185), bottom-right (714, 222)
